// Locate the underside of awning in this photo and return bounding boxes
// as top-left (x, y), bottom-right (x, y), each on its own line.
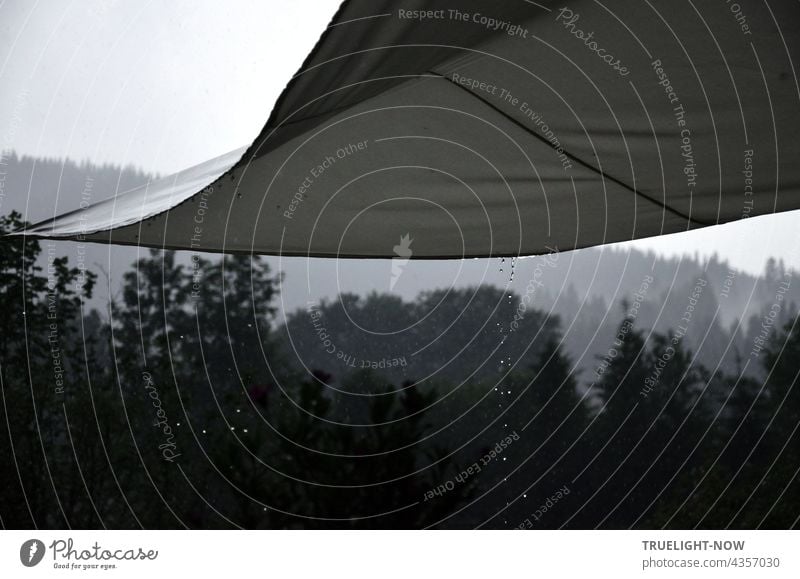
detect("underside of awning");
top-left (17, 0), bottom-right (800, 258)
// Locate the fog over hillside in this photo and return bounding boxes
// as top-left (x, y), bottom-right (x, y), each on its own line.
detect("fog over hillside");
top-left (2, 153), bottom-right (798, 388)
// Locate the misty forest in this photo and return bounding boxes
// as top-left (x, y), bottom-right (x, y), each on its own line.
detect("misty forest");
top-left (0, 155), bottom-right (798, 529)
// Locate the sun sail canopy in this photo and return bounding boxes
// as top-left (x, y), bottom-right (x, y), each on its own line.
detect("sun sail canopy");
top-left (18, 0), bottom-right (800, 258)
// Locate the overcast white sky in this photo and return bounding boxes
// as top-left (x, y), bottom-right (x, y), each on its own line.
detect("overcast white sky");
top-left (0, 0), bottom-right (334, 174)
top-left (1, 0), bottom-right (798, 276)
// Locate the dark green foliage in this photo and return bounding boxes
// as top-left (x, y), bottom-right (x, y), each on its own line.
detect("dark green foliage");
top-left (0, 216), bottom-right (798, 529)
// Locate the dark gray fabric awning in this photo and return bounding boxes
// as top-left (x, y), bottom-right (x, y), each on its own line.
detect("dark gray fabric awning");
top-left (20, 0), bottom-right (800, 258)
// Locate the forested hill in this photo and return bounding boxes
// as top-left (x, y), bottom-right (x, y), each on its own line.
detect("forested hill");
top-left (2, 152), bottom-right (798, 387)
top-left (0, 150), bottom-right (153, 222)
top-left (1, 154), bottom-right (799, 529)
